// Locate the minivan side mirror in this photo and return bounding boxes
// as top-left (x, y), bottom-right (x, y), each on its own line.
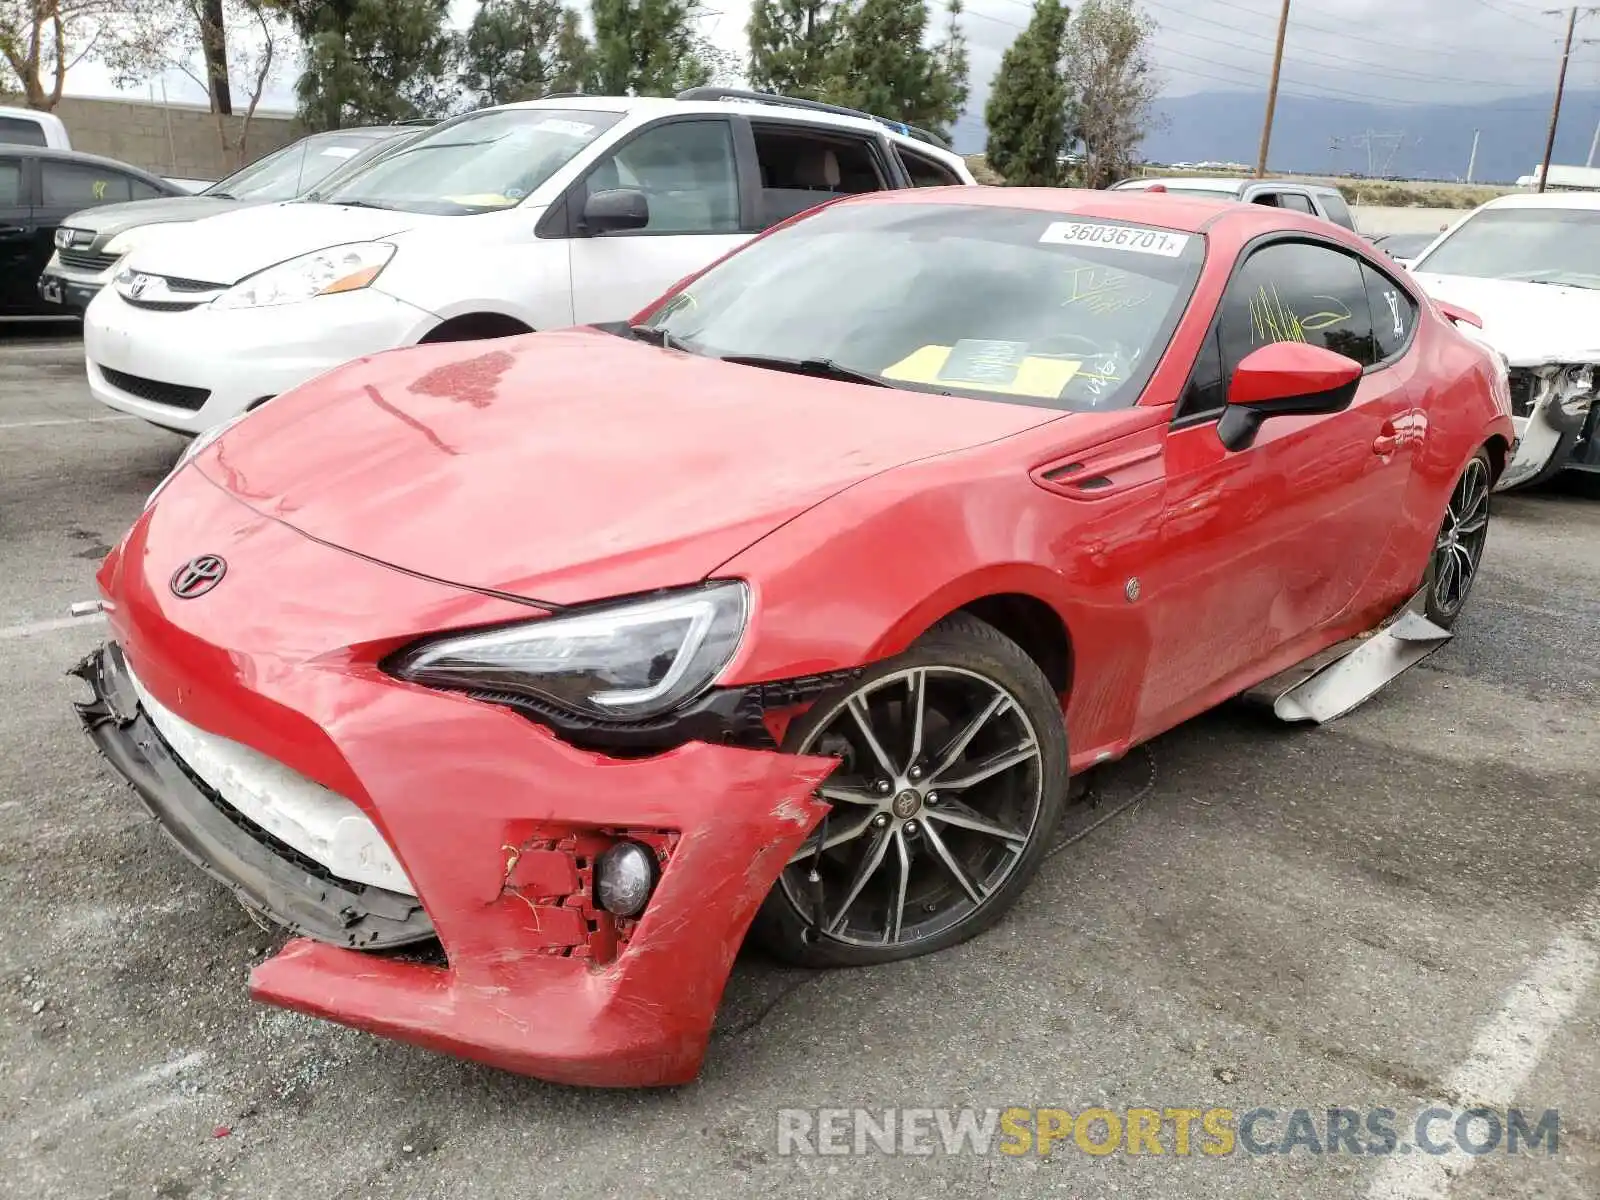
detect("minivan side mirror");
top-left (583, 187), bottom-right (649, 234)
top-left (1217, 341), bottom-right (1363, 451)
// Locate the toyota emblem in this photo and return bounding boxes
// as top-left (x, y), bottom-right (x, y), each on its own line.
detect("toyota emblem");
top-left (128, 274), bottom-right (150, 298)
top-left (170, 555), bottom-right (227, 599)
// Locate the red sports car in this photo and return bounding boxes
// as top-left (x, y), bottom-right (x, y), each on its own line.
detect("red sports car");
top-left (73, 186), bottom-right (1514, 1088)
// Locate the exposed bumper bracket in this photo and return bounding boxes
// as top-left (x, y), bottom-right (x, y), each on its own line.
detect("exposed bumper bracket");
top-left (1239, 589), bottom-right (1452, 725)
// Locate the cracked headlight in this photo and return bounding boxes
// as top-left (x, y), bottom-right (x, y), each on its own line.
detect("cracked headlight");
top-left (1556, 364), bottom-right (1596, 417)
top-left (392, 581), bottom-right (750, 721)
top-left (211, 241), bottom-right (395, 310)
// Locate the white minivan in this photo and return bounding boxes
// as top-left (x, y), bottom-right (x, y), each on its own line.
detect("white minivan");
top-left (82, 88), bottom-right (977, 435)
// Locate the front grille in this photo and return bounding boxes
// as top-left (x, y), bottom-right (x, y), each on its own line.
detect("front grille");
top-left (98, 365), bottom-right (210, 411)
top-left (1507, 368), bottom-right (1539, 419)
top-left (122, 299), bottom-right (204, 312)
top-left (58, 248), bottom-right (119, 273)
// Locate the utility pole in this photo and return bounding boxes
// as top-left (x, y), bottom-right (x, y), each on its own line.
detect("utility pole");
top-left (1255, 0), bottom-right (1292, 178)
top-left (1538, 7), bottom-right (1586, 193)
top-left (1588, 114), bottom-right (1600, 167)
top-left (1467, 129), bottom-right (1481, 182)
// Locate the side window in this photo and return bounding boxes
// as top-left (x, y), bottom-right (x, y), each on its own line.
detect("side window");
top-left (1177, 323), bottom-right (1226, 421)
top-left (1362, 263), bottom-right (1418, 363)
top-left (1275, 192), bottom-right (1316, 215)
top-left (0, 159), bottom-right (21, 206)
top-left (1249, 191), bottom-right (1281, 208)
top-left (129, 178), bottom-right (165, 200)
top-left (0, 116), bottom-right (48, 147)
top-left (583, 120), bottom-right (739, 234)
top-left (1319, 191), bottom-right (1357, 230)
top-left (1218, 240), bottom-right (1378, 383)
top-left (752, 124), bottom-right (888, 227)
top-left (898, 147), bottom-right (962, 187)
top-left (42, 162), bottom-right (134, 207)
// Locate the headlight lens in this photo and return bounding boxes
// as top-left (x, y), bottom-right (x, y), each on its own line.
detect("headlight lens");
top-left (144, 411), bottom-right (249, 508)
top-left (211, 241), bottom-right (395, 310)
top-left (104, 227), bottom-right (153, 257)
top-left (393, 581), bottom-right (750, 721)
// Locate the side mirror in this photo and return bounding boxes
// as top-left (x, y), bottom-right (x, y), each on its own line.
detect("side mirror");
top-left (583, 187), bottom-right (649, 234)
top-left (1217, 341), bottom-right (1363, 451)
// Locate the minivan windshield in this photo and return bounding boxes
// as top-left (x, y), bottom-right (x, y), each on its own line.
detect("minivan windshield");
top-left (317, 108), bottom-right (623, 215)
top-left (204, 130), bottom-right (401, 201)
top-left (1413, 205), bottom-right (1600, 289)
top-left (639, 202), bottom-right (1206, 411)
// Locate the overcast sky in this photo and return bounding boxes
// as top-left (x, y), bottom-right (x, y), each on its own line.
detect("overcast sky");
top-left (61, 0), bottom-right (1598, 121)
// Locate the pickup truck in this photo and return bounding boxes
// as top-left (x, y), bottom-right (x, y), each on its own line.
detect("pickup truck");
top-left (1109, 175), bottom-right (1360, 233)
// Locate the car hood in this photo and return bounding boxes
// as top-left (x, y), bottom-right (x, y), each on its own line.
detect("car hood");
top-left (121, 201), bottom-right (431, 286)
top-left (190, 328), bottom-right (1061, 606)
top-left (58, 196), bottom-right (246, 247)
top-left (1410, 271), bottom-right (1600, 365)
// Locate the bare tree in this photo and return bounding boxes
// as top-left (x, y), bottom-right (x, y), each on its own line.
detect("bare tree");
top-left (0, 0), bottom-right (113, 109)
top-left (102, 0), bottom-right (287, 165)
top-left (1063, 0), bottom-right (1161, 189)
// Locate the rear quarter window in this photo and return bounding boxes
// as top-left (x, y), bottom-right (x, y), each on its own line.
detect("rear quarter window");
top-left (1361, 262), bottom-right (1418, 362)
top-left (1319, 191), bottom-right (1357, 230)
top-left (0, 116), bottom-right (48, 147)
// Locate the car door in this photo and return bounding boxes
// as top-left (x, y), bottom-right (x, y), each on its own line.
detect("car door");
top-left (1133, 235), bottom-right (1418, 734)
top-left (0, 153), bottom-right (39, 313)
top-left (565, 117), bottom-right (751, 325)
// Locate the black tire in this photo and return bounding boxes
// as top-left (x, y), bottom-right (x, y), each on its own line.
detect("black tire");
top-left (749, 612), bottom-right (1069, 968)
top-left (1422, 446), bottom-right (1493, 629)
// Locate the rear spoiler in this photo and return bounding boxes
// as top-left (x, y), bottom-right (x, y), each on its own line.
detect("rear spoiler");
top-left (1434, 299), bottom-right (1483, 329)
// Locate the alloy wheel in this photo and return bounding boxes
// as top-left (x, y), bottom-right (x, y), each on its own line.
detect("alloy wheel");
top-left (780, 666), bottom-right (1045, 949)
top-left (1431, 455), bottom-right (1490, 619)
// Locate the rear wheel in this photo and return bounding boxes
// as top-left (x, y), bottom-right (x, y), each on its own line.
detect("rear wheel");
top-left (1424, 447), bottom-right (1492, 628)
top-left (750, 613), bottom-right (1068, 967)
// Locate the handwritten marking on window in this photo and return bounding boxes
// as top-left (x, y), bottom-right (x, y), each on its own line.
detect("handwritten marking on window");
top-left (1249, 281), bottom-right (1351, 344)
top-left (92, 179), bottom-right (106, 200)
top-left (1063, 266), bottom-right (1151, 315)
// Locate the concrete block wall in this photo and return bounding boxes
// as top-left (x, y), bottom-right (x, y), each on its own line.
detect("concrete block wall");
top-left (1, 94), bottom-right (302, 181)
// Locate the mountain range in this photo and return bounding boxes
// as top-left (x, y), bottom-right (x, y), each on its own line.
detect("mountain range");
top-left (950, 88), bottom-right (1600, 183)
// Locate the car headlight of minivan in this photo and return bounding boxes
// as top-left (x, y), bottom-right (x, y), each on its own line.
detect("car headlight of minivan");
top-left (391, 581), bottom-right (750, 721)
top-left (211, 241), bottom-right (395, 310)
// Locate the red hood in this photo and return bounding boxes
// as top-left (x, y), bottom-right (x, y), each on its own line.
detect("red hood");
top-left (193, 328), bottom-right (1059, 605)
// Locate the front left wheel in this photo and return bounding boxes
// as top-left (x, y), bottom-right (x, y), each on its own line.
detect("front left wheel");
top-left (749, 613), bottom-right (1069, 968)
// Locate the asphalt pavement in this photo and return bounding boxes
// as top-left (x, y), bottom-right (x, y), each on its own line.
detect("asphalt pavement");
top-left (2, 326), bottom-right (1597, 1200)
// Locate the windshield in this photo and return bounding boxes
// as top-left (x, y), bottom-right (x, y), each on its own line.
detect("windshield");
top-left (1413, 206), bottom-right (1600, 288)
top-left (318, 108), bottom-right (622, 215)
top-left (204, 130), bottom-right (396, 201)
top-left (639, 202), bottom-right (1206, 410)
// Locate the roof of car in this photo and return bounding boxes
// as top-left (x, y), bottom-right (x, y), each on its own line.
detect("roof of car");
top-left (483, 92), bottom-right (968, 164)
top-left (1479, 189), bottom-right (1600, 211)
top-left (0, 143), bottom-right (177, 182)
top-left (836, 183), bottom-right (1289, 233)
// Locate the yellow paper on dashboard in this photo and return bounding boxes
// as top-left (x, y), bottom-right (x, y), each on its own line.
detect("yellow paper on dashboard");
top-left (881, 339), bottom-right (1083, 399)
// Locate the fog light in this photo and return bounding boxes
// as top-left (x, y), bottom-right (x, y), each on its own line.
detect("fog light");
top-left (1559, 364), bottom-right (1596, 417)
top-left (594, 842), bottom-right (658, 918)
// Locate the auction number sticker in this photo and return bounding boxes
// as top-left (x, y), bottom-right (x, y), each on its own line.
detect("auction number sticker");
top-left (1040, 221), bottom-right (1190, 257)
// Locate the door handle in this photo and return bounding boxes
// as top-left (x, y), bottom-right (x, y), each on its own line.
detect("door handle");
top-left (1373, 420), bottom-right (1401, 456)
top-left (0, 226), bottom-right (28, 238)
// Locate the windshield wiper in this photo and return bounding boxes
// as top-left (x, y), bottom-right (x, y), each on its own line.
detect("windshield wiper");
top-left (207, 190), bottom-right (235, 200)
top-left (627, 323), bottom-right (676, 349)
top-left (717, 353), bottom-right (891, 388)
top-left (329, 199), bottom-right (395, 210)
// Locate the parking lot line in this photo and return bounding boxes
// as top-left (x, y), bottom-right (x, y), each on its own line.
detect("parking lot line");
top-left (0, 415), bottom-right (136, 431)
top-left (1365, 888), bottom-right (1600, 1199)
top-left (0, 614), bottom-right (106, 641)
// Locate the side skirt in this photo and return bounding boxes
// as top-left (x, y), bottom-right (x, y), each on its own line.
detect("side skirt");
top-left (1238, 588), bottom-right (1452, 724)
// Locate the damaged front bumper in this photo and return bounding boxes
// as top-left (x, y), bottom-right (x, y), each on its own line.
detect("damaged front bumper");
top-left (73, 636), bottom-right (836, 1086)
top-left (1497, 362), bottom-right (1600, 490)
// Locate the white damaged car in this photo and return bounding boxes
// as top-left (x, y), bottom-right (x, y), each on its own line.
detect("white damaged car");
top-left (1407, 192), bottom-right (1600, 491)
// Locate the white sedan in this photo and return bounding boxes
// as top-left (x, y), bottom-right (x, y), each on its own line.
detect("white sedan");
top-left (1406, 191), bottom-right (1600, 490)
